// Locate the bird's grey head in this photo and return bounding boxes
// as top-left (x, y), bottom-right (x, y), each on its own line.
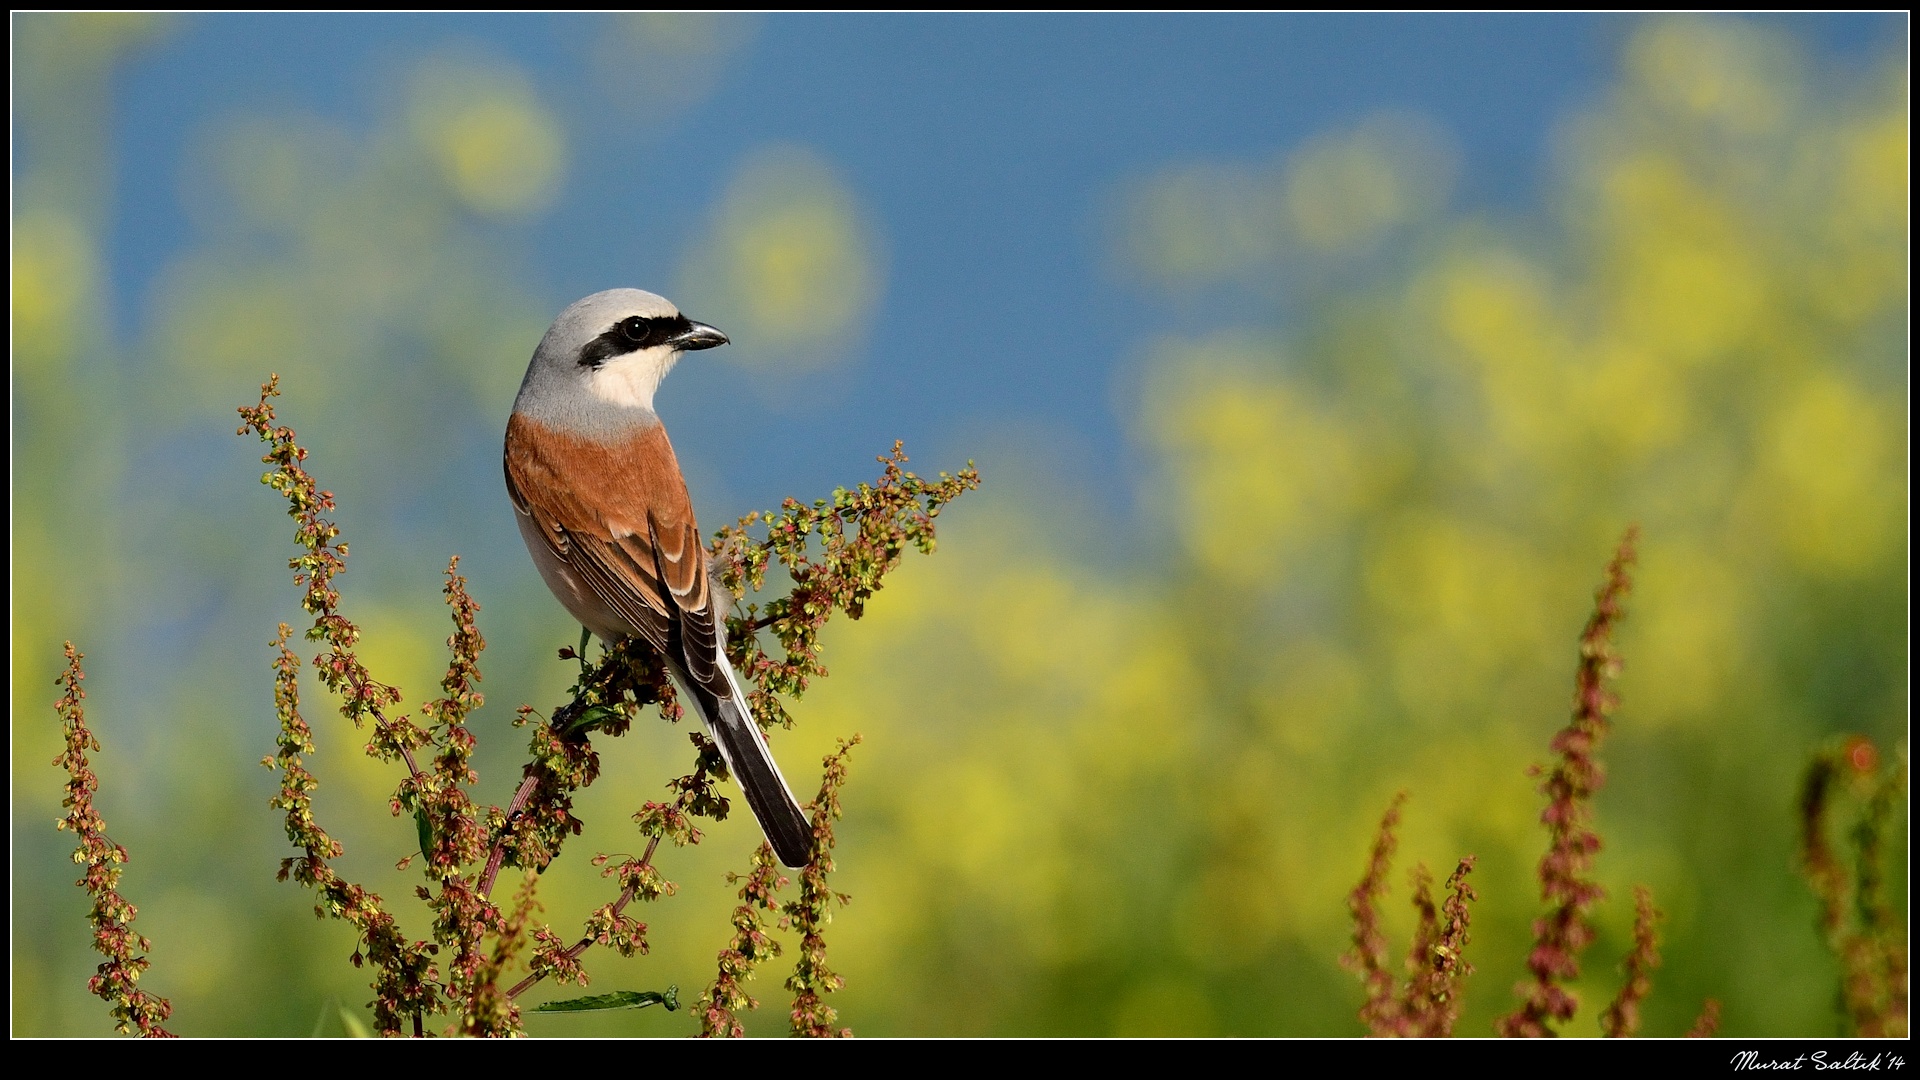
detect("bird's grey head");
top-left (513, 288), bottom-right (728, 427)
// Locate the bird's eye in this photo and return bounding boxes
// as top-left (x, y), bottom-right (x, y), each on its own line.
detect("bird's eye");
top-left (619, 317), bottom-right (649, 344)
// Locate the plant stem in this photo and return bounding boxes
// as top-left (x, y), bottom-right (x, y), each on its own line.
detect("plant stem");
top-left (479, 774), bottom-right (543, 897)
top-left (506, 835), bottom-right (661, 1000)
top-left (349, 673), bottom-right (423, 782)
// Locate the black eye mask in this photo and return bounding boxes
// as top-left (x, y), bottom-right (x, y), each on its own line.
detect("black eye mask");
top-left (577, 314), bottom-right (694, 368)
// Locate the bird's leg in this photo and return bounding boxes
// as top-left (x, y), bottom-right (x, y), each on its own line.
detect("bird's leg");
top-left (577, 625), bottom-right (593, 676)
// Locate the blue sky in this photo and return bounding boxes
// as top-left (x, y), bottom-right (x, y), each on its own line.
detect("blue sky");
top-left (99, 13), bottom-right (1905, 522)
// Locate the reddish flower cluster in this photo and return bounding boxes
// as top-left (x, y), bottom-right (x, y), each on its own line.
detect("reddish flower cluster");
top-left (243, 378), bottom-right (444, 1036)
top-left (712, 442), bottom-right (982, 734)
top-left (1798, 736), bottom-right (1908, 1037)
top-left (239, 378), bottom-right (715, 1034)
top-left (1496, 526), bottom-right (1638, 1038)
top-left (1344, 527), bottom-right (1727, 1039)
top-left (458, 870), bottom-right (543, 1037)
top-left (785, 736), bottom-right (862, 1038)
top-left (1404, 857), bottom-right (1478, 1037)
top-left (1686, 999), bottom-right (1722, 1038)
top-left (504, 805), bottom-right (695, 1003)
top-left (1344, 792), bottom-right (1408, 1032)
top-left (698, 842), bottom-right (790, 1037)
top-left (53, 644), bottom-right (175, 1038)
top-left (488, 638), bottom-right (681, 893)
top-left (1599, 886), bottom-right (1662, 1037)
top-left (1343, 793), bottom-right (1480, 1037)
top-left (228, 378), bottom-right (976, 1036)
top-left (417, 562), bottom-right (523, 1036)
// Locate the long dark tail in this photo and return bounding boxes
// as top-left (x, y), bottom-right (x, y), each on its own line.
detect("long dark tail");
top-left (684, 677), bottom-right (813, 868)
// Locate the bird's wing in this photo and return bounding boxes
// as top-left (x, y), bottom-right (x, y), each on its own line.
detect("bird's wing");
top-left (503, 412), bottom-right (724, 679)
top-left (506, 411), bottom-right (812, 867)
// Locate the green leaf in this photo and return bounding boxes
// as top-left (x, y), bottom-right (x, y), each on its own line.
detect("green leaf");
top-left (534, 986), bottom-right (679, 1013)
top-left (563, 704), bottom-right (621, 735)
top-left (338, 1004), bottom-right (373, 1038)
top-left (414, 806), bottom-right (433, 862)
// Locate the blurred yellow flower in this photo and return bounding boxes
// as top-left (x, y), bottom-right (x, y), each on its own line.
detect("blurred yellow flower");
top-left (1286, 114), bottom-right (1455, 254)
top-left (678, 146), bottom-right (883, 372)
top-left (11, 209), bottom-right (96, 374)
top-left (410, 57), bottom-right (566, 217)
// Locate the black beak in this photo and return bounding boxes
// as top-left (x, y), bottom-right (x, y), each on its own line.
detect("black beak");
top-left (669, 320), bottom-right (729, 351)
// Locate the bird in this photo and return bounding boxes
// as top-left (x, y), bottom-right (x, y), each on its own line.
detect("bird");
top-left (503, 288), bottom-right (813, 868)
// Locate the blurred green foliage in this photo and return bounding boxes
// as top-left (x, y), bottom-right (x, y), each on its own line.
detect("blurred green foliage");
top-left (11, 15), bottom-right (1906, 1036)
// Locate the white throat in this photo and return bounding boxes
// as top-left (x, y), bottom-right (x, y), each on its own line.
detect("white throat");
top-left (586, 348), bottom-right (679, 411)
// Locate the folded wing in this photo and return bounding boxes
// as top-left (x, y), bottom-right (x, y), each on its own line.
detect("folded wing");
top-left (505, 412), bottom-right (813, 866)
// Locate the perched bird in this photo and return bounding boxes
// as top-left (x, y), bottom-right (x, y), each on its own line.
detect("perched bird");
top-left (504, 288), bottom-right (813, 867)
